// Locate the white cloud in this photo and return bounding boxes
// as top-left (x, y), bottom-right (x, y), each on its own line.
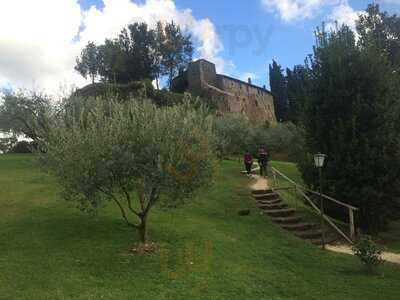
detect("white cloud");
top-left (260, 0), bottom-right (363, 25)
top-left (192, 19), bottom-right (225, 73)
top-left (327, 1), bottom-right (362, 31)
top-left (0, 0), bottom-right (86, 95)
top-left (381, 0), bottom-right (400, 3)
top-left (0, 0), bottom-right (227, 96)
top-left (261, 0), bottom-right (363, 34)
top-left (261, 0), bottom-right (327, 22)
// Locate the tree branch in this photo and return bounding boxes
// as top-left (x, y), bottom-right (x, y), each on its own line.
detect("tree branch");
top-left (98, 187), bottom-right (138, 228)
top-left (136, 184), bottom-right (146, 213)
top-left (15, 116), bottom-right (38, 140)
top-left (144, 187), bottom-right (159, 215)
top-left (112, 196), bottom-right (138, 228)
top-left (122, 187), bottom-right (140, 217)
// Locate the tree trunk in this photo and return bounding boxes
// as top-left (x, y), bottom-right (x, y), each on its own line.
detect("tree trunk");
top-left (156, 75), bottom-right (160, 90)
top-left (138, 214), bottom-right (148, 243)
top-left (169, 65), bottom-right (173, 90)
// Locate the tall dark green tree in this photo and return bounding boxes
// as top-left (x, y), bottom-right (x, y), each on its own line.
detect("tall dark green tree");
top-left (160, 21), bottom-right (193, 89)
top-left (154, 21), bottom-right (166, 90)
top-left (357, 4), bottom-right (400, 69)
top-left (97, 39), bottom-right (126, 83)
top-left (299, 22), bottom-right (400, 232)
top-left (123, 23), bottom-right (158, 82)
top-left (286, 65), bottom-right (308, 124)
top-left (269, 60), bottom-right (287, 122)
top-left (75, 42), bottom-right (100, 84)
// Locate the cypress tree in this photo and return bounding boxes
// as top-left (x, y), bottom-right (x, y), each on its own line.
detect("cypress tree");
top-left (286, 65), bottom-right (308, 124)
top-left (269, 60), bottom-right (287, 122)
top-left (299, 24), bottom-right (400, 232)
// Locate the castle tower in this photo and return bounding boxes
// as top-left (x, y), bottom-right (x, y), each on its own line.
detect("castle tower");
top-left (187, 59), bottom-right (217, 94)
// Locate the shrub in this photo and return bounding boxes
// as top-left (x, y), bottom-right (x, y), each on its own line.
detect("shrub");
top-left (247, 122), bottom-right (305, 161)
top-left (0, 135), bottom-right (17, 154)
top-left (212, 116), bottom-right (305, 161)
top-left (238, 209), bottom-right (250, 216)
top-left (213, 114), bottom-right (252, 159)
top-left (352, 236), bottom-right (384, 273)
top-left (9, 140), bottom-right (36, 153)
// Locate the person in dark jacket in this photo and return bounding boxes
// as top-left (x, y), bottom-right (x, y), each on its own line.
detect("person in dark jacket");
top-left (244, 151), bottom-right (253, 176)
top-left (258, 147), bottom-right (269, 177)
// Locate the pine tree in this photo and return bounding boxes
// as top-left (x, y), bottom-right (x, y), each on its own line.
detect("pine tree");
top-left (75, 42), bottom-right (100, 84)
top-left (75, 22), bottom-right (193, 86)
top-left (160, 21), bottom-right (193, 89)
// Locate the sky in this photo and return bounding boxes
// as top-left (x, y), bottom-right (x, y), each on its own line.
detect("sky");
top-left (1, 0), bottom-right (400, 96)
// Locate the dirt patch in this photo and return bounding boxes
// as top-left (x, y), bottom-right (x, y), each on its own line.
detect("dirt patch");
top-left (129, 242), bottom-right (159, 255)
top-left (250, 175), bottom-right (269, 191)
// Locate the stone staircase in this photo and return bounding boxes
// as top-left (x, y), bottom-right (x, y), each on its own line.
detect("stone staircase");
top-left (252, 188), bottom-right (338, 246)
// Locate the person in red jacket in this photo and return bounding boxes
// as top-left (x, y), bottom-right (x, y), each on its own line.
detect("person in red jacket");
top-left (244, 151), bottom-right (253, 176)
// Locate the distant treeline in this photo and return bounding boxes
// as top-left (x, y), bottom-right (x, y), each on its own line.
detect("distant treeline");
top-left (75, 21), bottom-right (193, 89)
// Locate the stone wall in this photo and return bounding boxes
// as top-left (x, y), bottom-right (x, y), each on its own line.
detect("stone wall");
top-left (216, 75), bottom-right (276, 124)
top-left (184, 59), bottom-right (276, 124)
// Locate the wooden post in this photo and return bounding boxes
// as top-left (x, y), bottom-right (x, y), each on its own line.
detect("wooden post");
top-left (349, 208), bottom-right (355, 241)
top-left (319, 168), bottom-right (325, 249)
top-left (320, 197), bottom-right (326, 249)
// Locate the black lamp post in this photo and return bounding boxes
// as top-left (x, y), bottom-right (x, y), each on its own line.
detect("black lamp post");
top-left (314, 153), bottom-right (327, 249)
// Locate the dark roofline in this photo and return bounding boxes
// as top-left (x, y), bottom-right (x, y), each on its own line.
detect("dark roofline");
top-left (217, 74), bottom-right (272, 95)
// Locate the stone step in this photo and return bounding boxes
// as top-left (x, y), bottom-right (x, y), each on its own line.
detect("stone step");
top-left (254, 194), bottom-right (280, 201)
top-left (253, 193), bottom-right (280, 201)
top-left (258, 202), bottom-right (288, 210)
top-left (270, 214), bottom-right (302, 224)
top-left (308, 235), bottom-right (340, 246)
top-left (264, 208), bottom-right (296, 217)
top-left (252, 189), bottom-right (273, 195)
top-left (281, 222), bottom-right (318, 231)
top-left (256, 198), bottom-right (282, 205)
top-left (309, 239), bottom-right (324, 246)
top-left (295, 229), bottom-right (322, 239)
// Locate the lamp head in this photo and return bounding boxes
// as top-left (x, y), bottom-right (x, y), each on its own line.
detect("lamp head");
top-left (314, 153), bottom-right (327, 168)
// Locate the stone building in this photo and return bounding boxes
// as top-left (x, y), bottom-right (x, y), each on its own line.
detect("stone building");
top-left (173, 59), bottom-right (276, 124)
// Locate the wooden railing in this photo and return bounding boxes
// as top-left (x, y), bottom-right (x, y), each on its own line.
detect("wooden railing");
top-left (271, 167), bottom-right (358, 244)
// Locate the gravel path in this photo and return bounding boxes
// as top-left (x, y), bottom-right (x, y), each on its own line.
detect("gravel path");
top-left (250, 174), bottom-right (269, 191)
top-left (327, 244), bottom-right (400, 265)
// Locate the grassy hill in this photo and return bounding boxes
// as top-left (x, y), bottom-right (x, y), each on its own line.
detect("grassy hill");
top-left (0, 154), bottom-right (399, 299)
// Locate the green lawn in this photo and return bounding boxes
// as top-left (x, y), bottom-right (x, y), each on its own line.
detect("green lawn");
top-left (0, 154), bottom-right (399, 299)
top-left (376, 220), bottom-right (400, 254)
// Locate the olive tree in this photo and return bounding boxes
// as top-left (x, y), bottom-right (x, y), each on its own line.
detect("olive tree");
top-left (0, 91), bottom-right (53, 142)
top-left (40, 97), bottom-right (216, 243)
